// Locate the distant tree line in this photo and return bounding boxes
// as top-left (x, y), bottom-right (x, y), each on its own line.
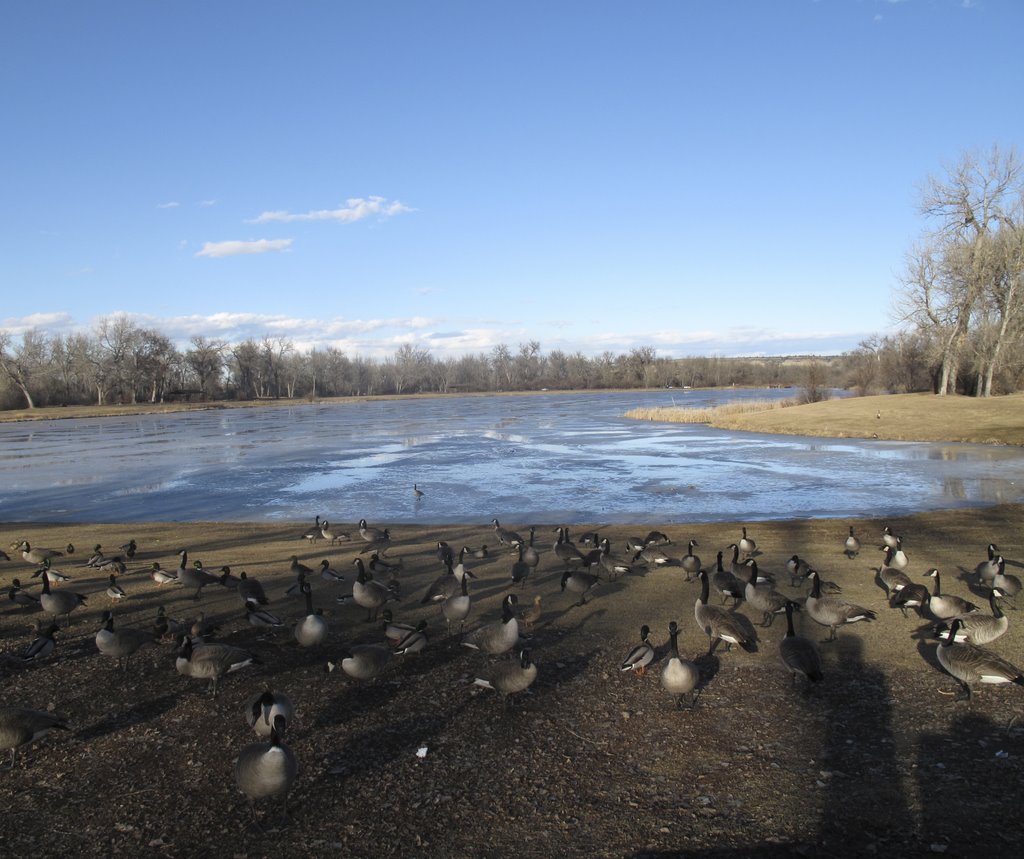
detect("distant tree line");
top-left (2, 145), bottom-right (1020, 411)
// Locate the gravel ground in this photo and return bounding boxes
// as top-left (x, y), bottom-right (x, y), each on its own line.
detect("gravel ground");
top-left (2, 505), bottom-right (1023, 858)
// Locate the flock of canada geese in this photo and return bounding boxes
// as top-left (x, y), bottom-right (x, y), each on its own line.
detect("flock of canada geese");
top-left (1, 512), bottom-right (1022, 829)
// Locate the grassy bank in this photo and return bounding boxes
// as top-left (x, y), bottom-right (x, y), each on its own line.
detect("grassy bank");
top-left (630, 392), bottom-right (1024, 447)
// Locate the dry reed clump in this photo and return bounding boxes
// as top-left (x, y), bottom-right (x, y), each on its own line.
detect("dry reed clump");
top-left (624, 397), bottom-right (795, 424)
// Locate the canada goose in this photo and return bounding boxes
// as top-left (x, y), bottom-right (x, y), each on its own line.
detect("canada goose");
top-left (105, 574), bottom-right (127, 601)
top-left (988, 557), bottom-right (1021, 606)
top-left (561, 568), bottom-right (599, 607)
top-left (712, 551), bottom-right (745, 607)
top-left (468, 545), bottom-right (489, 560)
top-left (358, 518), bottom-right (387, 543)
top-left (598, 539), bottom-right (633, 580)
top-left (923, 569), bottom-right (979, 620)
top-left (633, 545), bottom-right (672, 567)
top-left (623, 535), bottom-right (647, 554)
top-left (492, 518), bottom-right (523, 547)
top-left (295, 582), bottom-right (328, 647)
top-left (661, 621), bottom-right (700, 708)
top-left (694, 570), bottom-right (754, 655)
top-left (0, 706), bottom-right (69, 766)
top-left (738, 527), bottom-right (757, 559)
top-left (452, 546), bottom-right (475, 583)
top-left (246, 601), bottom-right (284, 629)
top-left (881, 525), bottom-right (899, 551)
top-left (890, 581), bottom-right (930, 618)
top-left (319, 520), bottom-right (349, 545)
top-left (149, 562), bottom-right (177, 585)
top-left (358, 528), bottom-right (392, 556)
top-left (7, 580), bottom-right (40, 609)
top-left (394, 620), bottom-right (429, 655)
top-left (511, 543), bottom-right (531, 589)
top-left (934, 618), bottom-right (1024, 700)
top-left (301, 514), bottom-right (322, 543)
top-left (785, 555), bottom-right (811, 587)
top-left (95, 610), bottom-right (156, 673)
top-left (234, 714), bottom-right (297, 831)
top-left (329, 641), bottom-right (392, 680)
top-left (934, 588), bottom-right (1008, 646)
top-left (32, 558), bottom-right (72, 585)
top-left (521, 527), bottom-right (540, 572)
top-left (39, 570), bottom-right (87, 627)
top-left (779, 601), bottom-right (823, 685)
top-left (238, 571), bottom-right (269, 606)
top-left (369, 552), bottom-right (403, 574)
top-left (520, 594), bottom-right (543, 630)
top-left (413, 483), bottom-right (424, 498)
top-left (578, 530), bottom-right (601, 546)
top-left (844, 526), bottom-right (861, 560)
top-left (244, 689), bottom-right (295, 739)
top-left (10, 623), bottom-right (59, 663)
top-left (176, 636), bottom-right (258, 697)
top-left (352, 557), bottom-right (397, 622)
top-left (744, 561), bottom-right (788, 627)
top-left (554, 527), bottom-right (585, 570)
top-left (16, 541), bottom-right (64, 565)
top-left (436, 540), bottom-right (455, 567)
top-left (473, 648), bottom-right (538, 704)
top-left (179, 557), bottom-right (221, 601)
top-left (680, 539), bottom-right (701, 582)
top-left (806, 570), bottom-right (876, 642)
top-left (890, 536), bottom-right (909, 570)
top-left (620, 625), bottom-right (655, 676)
top-left (876, 549), bottom-right (913, 598)
top-left (462, 594), bottom-right (519, 655)
top-left (645, 530), bottom-right (673, 547)
top-left (318, 559), bottom-right (345, 584)
top-left (975, 543), bottom-right (1000, 585)
top-left (422, 561), bottom-right (460, 605)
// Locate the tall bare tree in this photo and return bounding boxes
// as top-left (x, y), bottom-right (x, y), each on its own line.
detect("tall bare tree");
top-left (0, 330), bottom-right (49, 408)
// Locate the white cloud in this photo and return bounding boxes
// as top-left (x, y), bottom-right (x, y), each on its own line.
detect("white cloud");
top-left (199, 199), bottom-right (217, 207)
top-left (247, 196), bottom-right (413, 225)
top-left (1, 311), bottom-right (76, 336)
top-left (157, 201), bottom-right (180, 209)
top-left (195, 239), bottom-right (293, 258)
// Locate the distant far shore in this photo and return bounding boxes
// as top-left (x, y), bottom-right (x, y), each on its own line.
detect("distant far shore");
top-left (1, 388), bottom-right (1022, 447)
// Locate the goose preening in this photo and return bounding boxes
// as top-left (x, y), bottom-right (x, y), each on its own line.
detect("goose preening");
top-left (660, 621), bottom-right (700, 709)
top-left (95, 610), bottom-right (157, 673)
top-left (711, 551), bottom-right (745, 607)
top-left (244, 689), bottom-right (295, 739)
top-left (620, 625), bottom-right (655, 676)
top-left (0, 706), bottom-right (69, 767)
top-left (645, 530), bottom-right (673, 547)
top-left (876, 548), bottom-right (913, 598)
top-left (234, 714), bottom-right (297, 832)
top-left (238, 571), bottom-right (270, 607)
top-left (934, 588), bottom-right (1008, 646)
top-left (890, 581), bottom-right (930, 618)
top-left (473, 648), bottom-right (537, 705)
top-left (421, 561), bottom-right (460, 605)
top-left (934, 618), bottom-right (1024, 701)
top-left (176, 636), bottom-right (258, 697)
top-left (923, 568), bottom-right (979, 621)
top-left (694, 569), bottom-right (755, 655)
top-left (554, 527), bottom-right (585, 571)
top-left (328, 641), bottom-right (393, 681)
top-left (987, 557), bottom-right (1020, 607)
top-left (738, 527), bottom-right (757, 559)
top-left (881, 525), bottom-right (899, 551)
top-left (560, 568), bottom-right (599, 607)
top-left (785, 555), bottom-right (811, 588)
top-left (598, 539), bottom-right (633, 580)
top-left (844, 526), bottom-right (861, 560)
top-left (462, 594), bottom-right (519, 655)
top-left (975, 543), bottom-right (1000, 585)
top-left (295, 581), bottom-right (328, 648)
top-left (806, 570), bottom-right (876, 643)
top-left (779, 601), bottom-right (823, 686)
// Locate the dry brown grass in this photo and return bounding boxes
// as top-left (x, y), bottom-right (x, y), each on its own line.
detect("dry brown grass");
top-left (712, 392), bottom-right (1024, 446)
top-left (625, 397), bottom-right (795, 424)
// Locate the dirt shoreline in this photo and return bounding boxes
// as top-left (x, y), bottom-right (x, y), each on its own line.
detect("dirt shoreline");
top-left (2, 505), bottom-right (1023, 857)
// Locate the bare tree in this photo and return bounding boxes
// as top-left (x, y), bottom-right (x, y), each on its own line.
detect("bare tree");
top-left (185, 336), bottom-right (226, 399)
top-left (0, 330), bottom-right (49, 408)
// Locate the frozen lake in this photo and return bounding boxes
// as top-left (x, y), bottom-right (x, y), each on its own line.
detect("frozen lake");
top-left (1, 389), bottom-right (1022, 524)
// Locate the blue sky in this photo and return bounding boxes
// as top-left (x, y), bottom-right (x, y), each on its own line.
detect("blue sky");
top-left (2, 0), bottom-right (1021, 359)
